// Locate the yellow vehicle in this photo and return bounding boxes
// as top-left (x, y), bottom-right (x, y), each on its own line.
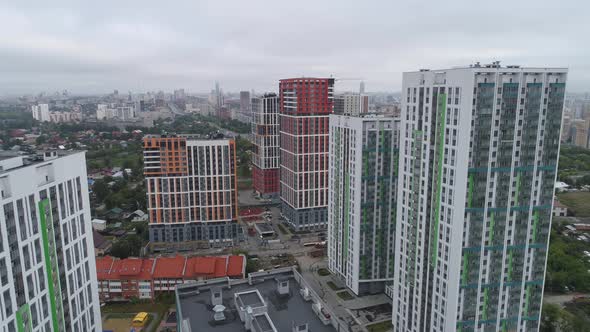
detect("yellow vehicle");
top-left (132, 312), bottom-right (149, 327)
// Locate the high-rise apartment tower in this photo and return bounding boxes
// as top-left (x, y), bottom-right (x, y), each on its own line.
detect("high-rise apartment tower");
top-left (392, 64), bottom-right (567, 331)
top-left (0, 151), bottom-right (102, 331)
top-left (143, 135), bottom-right (239, 245)
top-left (334, 93), bottom-right (369, 116)
top-left (279, 78), bottom-right (334, 231)
top-left (251, 93), bottom-right (280, 198)
top-left (328, 114), bottom-right (399, 295)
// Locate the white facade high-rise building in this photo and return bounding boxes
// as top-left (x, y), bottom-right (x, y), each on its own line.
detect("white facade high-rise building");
top-left (31, 104), bottom-right (50, 122)
top-left (334, 93), bottom-right (369, 116)
top-left (393, 64), bottom-right (567, 331)
top-left (96, 103), bottom-right (136, 121)
top-left (251, 93), bottom-right (280, 198)
top-left (328, 114), bottom-right (399, 295)
top-left (0, 151), bottom-right (102, 331)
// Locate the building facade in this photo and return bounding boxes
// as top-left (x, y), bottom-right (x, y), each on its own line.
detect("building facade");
top-left (392, 65), bottom-right (567, 331)
top-left (96, 103), bottom-right (137, 121)
top-left (251, 93), bottom-right (280, 198)
top-left (96, 255), bottom-right (244, 302)
top-left (571, 118), bottom-right (589, 148)
top-left (143, 135), bottom-right (240, 245)
top-left (279, 78), bottom-right (334, 231)
top-left (0, 151), bottom-right (101, 332)
top-left (333, 93), bottom-right (369, 116)
top-left (328, 115), bottom-right (399, 295)
top-left (31, 104), bottom-right (50, 122)
top-left (240, 91), bottom-right (251, 113)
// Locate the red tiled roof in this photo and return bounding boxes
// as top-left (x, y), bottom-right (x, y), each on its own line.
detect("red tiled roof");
top-left (108, 259), bottom-right (123, 279)
top-left (118, 258), bottom-right (143, 277)
top-left (192, 257), bottom-right (217, 275)
top-left (153, 256), bottom-right (186, 279)
top-left (227, 255), bottom-right (244, 278)
top-left (139, 259), bottom-right (155, 280)
top-left (97, 255), bottom-right (242, 281)
top-left (96, 256), bottom-right (115, 280)
top-left (214, 257), bottom-right (227, 278)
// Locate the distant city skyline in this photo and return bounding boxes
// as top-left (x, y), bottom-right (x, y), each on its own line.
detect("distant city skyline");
top-left (0, 1), bottom-right (588, 95)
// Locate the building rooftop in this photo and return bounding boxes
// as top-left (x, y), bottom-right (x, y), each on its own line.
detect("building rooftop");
top-left (0, 150), bottom-right (83, 174)
top-left (236, 290), bottom-right (265, 308)
top-left (153, 255), bottom-right (186, 279)
top-left (176, 269), bottom-right (336, 332)
top-left (408, 62), bottom-right (568, 73)
top-left (142, 133), bottom-right (229, 141)
top-left (255, 223), bottom-right (274, 234)
top-left (96, 255), bottom-right (245, 281)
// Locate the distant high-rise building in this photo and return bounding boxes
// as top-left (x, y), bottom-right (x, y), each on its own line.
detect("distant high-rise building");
top-left (0, 151), bottom-right (102, 331)
top-left (328, 114), bottom-right (399, 295)
top-left (143, 135), bottom-right (240, 245)
top-left (174, 89), bottom-right (186, 101)
top-left (360, 81), bottom-right (365, 94)
top-left (31, 104), bottom-right (50, 122)
top-left (215, 82), bottom-right (223, 110)
top-left (279, 78), bottom-right (334, 231)
top-left (571, 119), bottom-right (590, 148)
top-left (393, 65), bottom-right (567, 331)
top-left (251, 93), bottom-right (280, 198)
top-left (333, 93), bottom-right (369, 116)
top-left (96, 103), bottom-right (136, 121)
top-left (217, 106), bottom-right (231, 120)
top-left (240, 91), bottom-right (251, 113)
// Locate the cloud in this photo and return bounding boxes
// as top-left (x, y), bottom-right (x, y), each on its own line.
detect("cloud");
top-left (0, 0), bottom-right (588, 95)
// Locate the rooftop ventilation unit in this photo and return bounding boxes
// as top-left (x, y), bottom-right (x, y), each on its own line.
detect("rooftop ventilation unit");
top-left (211, 287), bottom-right (223, 306)
top-left (299, 287), bottom-right (312, 301)
top-left (212, 304), bottom-right (226, 321)
top-left (292, 322), bottom-right (309, 332)
top-left (276, 278), bottom-right (290, 296)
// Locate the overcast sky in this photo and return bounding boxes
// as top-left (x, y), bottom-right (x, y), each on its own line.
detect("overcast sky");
top-left (1, 0), bottom-right (588, 95)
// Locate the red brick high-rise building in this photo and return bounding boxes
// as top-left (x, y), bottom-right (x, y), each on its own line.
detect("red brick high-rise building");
top-left (251, 93), bottom-right (280, 197)
top-left (279, 78), bottom-right (335, 231)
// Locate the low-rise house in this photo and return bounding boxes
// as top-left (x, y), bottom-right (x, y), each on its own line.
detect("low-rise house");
top-left (93, 230), bottom-right (112, 256)
top-left (92, 218), bottom-right (107, 231)
top-left (96, 254), bottom-right (245, 302)
top-left (128, 210), bottom-right (148, 222)
top-left (553, 199), bottom-right (568, 217)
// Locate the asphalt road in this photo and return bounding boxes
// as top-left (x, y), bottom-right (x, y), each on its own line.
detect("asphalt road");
top-left (167, 102), bottom-right (185, 116)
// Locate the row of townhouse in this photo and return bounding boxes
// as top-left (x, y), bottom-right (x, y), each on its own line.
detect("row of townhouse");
top-left (96, 255), bottom-right (245, 301)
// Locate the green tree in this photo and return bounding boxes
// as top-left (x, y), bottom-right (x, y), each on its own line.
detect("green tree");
top-left (110, 235), bottom-right (145, 258)
top-left (35, 135), bottom-right (47, 145)
top-left (93, 180), bottom-right (110, 202)
top-left (541, 303), bottom-right (562, 332)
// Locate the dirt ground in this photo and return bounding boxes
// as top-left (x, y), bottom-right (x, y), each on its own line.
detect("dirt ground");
top-left (102, 317), bottom-right (134, 332)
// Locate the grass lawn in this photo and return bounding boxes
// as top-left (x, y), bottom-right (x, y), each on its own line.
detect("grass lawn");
top-left (317, 268), bottom-right (331, 276)
top-left (366, 320), bottom-right (393, 332)
top-left (336, 291), bottom-right (354, 301)
top-left (327, 281), bottom-right (343, 291)
top-left (558, 192), bottom-right (590, 217)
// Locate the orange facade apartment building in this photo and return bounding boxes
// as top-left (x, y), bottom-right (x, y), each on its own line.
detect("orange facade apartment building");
top-left (143, 135), bottom-right (240, 244)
